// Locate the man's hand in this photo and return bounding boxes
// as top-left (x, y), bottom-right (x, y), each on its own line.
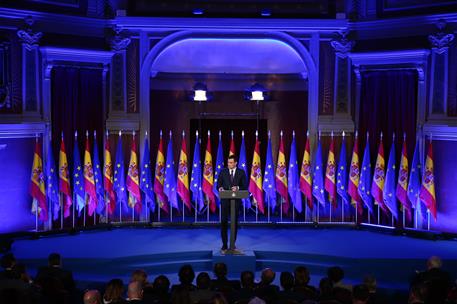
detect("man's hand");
top-left (219, 187), bottom-right (224, 192)
top-left (231, 186), bottom-right (238, 191)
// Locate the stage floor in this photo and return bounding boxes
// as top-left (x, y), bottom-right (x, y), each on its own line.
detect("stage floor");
top-left (10, 226), bottom-right (457, 293)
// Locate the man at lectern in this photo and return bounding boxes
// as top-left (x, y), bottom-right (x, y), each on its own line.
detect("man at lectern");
top-left (217, 155), bottom-right (248, 252)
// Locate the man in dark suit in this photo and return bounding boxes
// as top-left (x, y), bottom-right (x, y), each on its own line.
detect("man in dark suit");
top-left (35, 253), bottom-right (75, 294)
top-left (217, 155), bottom-right (248, 252)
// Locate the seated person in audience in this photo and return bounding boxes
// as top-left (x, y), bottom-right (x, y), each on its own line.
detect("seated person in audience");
top-left (127, 281), bottom-right (144, 303)
top-left (103, 278), bottom-right (127, 304)
top-left (0, 253), bottom-right (16, 280)
top-left (171, 264), bottom-right (197, 295)
top-left (318, 277), bottom-right (338, 304)
top-left (143, 274), bottom-right (171, 304)
top-left (363, 275), bottom-right (387, 304)
top-left (0, 262), bottom-right (37, 304)
top-left (408, 281), bottom-right (428, 304)
top-left (131, 269), bottom-right (148, 286)
top-left (35, 253), bottom-right (75, 294)
top-left (292, 266), bottom-right (318, 300)
top-left (255, 268), bottom-right (279, 304)
top-left (352, 284), bottom-right (369, 304)
top-left (190, 272), bottom-right (218, 303)
top-left (328, 266), bottom-right (352, 304)
top-left (211, 293), bottom-right (229, 304)
top-left (411, 256), bottom-right (452, 304)
top-left (84, 289), bottom-right (102, 304)
top-left (231, 271), bottom-right (257, 304)
top-left (277, 271), bottom-right (305, 304)
top-left (211, 263), bottom-right (240, 293)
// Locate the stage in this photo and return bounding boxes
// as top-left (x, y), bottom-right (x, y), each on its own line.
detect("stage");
top-left (9, 226), bottom-right (457, 298)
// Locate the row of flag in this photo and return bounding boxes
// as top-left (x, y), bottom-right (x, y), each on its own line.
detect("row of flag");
top-left (29, 129), bottom-right (437, 223)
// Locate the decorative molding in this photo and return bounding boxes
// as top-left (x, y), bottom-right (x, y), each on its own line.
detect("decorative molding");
top-left (318, 116), bottom-right (354, 133)
top-left (41, 47), bottom-right (114, 65)
top-left (0, 121), bottom-right (46, 138)
top-left (350, 49), bottom-right (430, 66)
top-left (423, 122), bottom-right (457, 141)
top-left (428, 20), bottom-right (455, 55)
top-left (17, 29), bottom-right (42, 51)
top-left (110, 28), bottom-right (131, 51)
top-left (105, 113), bottom-right (140, 132)
top-left (330, 31), bottom-right (355, 59)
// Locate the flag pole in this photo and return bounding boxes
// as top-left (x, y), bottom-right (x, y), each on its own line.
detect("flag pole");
top-left (118, 130), bottom-right (123, 224)
top-left (341, 131), bottom-right (345, 223)
top-left (355, 200), bottom-right (358, 224)
top-left (60, 132), bottom-right (64, 229)
top-left (35, 134), bottom-right (40, 232)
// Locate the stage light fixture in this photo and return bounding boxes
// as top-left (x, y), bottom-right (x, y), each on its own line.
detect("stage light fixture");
top-left (245, 83), bottom-right (268, 101)
top-left (191, 82), bottom-right (211, 102)
top-left (193, 8), bottom-right (204, 15)
top-left (261, 9), bottom-right (272, 17)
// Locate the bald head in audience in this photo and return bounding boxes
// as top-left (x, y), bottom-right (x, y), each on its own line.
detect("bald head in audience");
top-left (83, 290), bottom-right (101, 304)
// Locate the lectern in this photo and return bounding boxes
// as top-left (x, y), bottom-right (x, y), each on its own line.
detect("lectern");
top-left (218, 190), bottom-right (249, 254)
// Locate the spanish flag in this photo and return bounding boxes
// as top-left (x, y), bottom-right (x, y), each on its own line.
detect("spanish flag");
top-left (275, 131), bottom-right (289, 214)
top-left (229, 130), bottom-right (236, 157)
top-left (202, 131), bottom-right (216, 213)
top-left (177, 131), bottom-right (191, 211)
top-left (371, 133), bottom-right (388, 213)
top-left (59, 135), bottom-right (72, 218)
top-left (30, 137), bottom-right (47, 221)
top-left (104, 132), bottom-right (116, 215)
top-left (419, 138), bottom-right (437, 221)
top-left (348, 132), bottom-right (363, 215)
top-left (396, 134), bottom-right (411, 218)
top-left (154, 131), bottom-right (169, 213)
top-left (126, 132), bottom-right (142, 213)
top-left (324, 132), bottom-right (337, 208)
top-left (249, 133), bottom-right (265, 214)
top-left (84, 133), bottom-right (97, 216)
top-left (300, 131), bottom-right (313, 210)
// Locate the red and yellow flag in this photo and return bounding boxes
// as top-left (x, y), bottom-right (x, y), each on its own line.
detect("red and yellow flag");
top-left (419, 138), bottom-right (437, 221)
top-left (229, 130), bottom-right (236, 157)
top-left (104, 133), bottom-right (116, 215)
top-left (84, 134), bottom-right (97, 216)
top-left (126, 132), bottom-right (142, 213)
top-left (30, 138), bottom-right (47, 221)
top-left (59, 136), bottom-right (72, 218)
top-left (275, 131), bottom-right (289, 214)
top-left (154, 131), bottom-right (169, 213)
top-left (202, 132), bottom-right (216, 213)
top-left (324, 133), bottom-right (337, 208)
top-left (396, 135), bottom-right (411, 218)
top-left (249, 134), bottom-right (265, 214)
top-left (348, 132), bottom-right (362, 215)
top-left (299, 132), bottom-right (313, 210)
top-left (177, 131), bottom-right (191, 211)
top-left (371, 134), bottom-right (387, 213)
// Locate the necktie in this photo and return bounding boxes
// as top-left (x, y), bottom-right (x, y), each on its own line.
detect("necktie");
top-left (230, 170), bottom-right (234, 183)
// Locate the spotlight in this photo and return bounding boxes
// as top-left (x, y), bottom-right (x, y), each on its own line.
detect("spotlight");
top-left (190, 82), bottom-right (212, 102)
top-left (193, 8), bottom-right (204, 15)
top-left (261, 9), bottom-right (272, 17)
top-left (245, 83), bottom-right (268, 101)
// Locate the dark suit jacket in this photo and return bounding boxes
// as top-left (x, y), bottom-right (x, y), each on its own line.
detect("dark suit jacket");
top-left (217, 168), bottom-right (248, 202)
top-left (35, 266), bottom-right (75, 292)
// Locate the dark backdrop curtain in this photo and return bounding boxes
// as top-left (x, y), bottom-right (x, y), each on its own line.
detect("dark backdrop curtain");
top-left (51, 67), bottom-right (104, 227)
top-left (359, 70), bottom-right (418, 226)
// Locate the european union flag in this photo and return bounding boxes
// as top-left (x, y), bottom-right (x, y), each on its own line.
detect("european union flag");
top-left (358, 136), bottom-right (374, 214)
top-left (239, 133), bottom-right (251, 208)
top-left (288, 132), bottom-right (302, 213)
top-left (140, 136), bottom-right (155, 212)
top-left (191, 134), bottom-right (204, 212)
top-left (312, 138), bottom-right (326, 206)
top-left (164, 133), bottom-right (178, 210)
top-left (73, 134), bottom-right (85, 216)
top-left (45, 137), bottom-right (59, 221)
top-left (93, 133), bottom-right (105, 215)
top-left (263, 133), bottom-right (276, 211)
top-left (114, 133), bottom-right (128, 213)
top-left (408, 140), bottom-right (426, 220)
top-left (384, 138), bottom-right (398, 219)
top-left (213, 132), bottom-right (224, 207)
top-left (337, 134), bottom-right (350, 205)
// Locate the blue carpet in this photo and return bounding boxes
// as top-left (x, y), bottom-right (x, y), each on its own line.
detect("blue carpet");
top-left (10, 227), bottom-right (457, 292)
